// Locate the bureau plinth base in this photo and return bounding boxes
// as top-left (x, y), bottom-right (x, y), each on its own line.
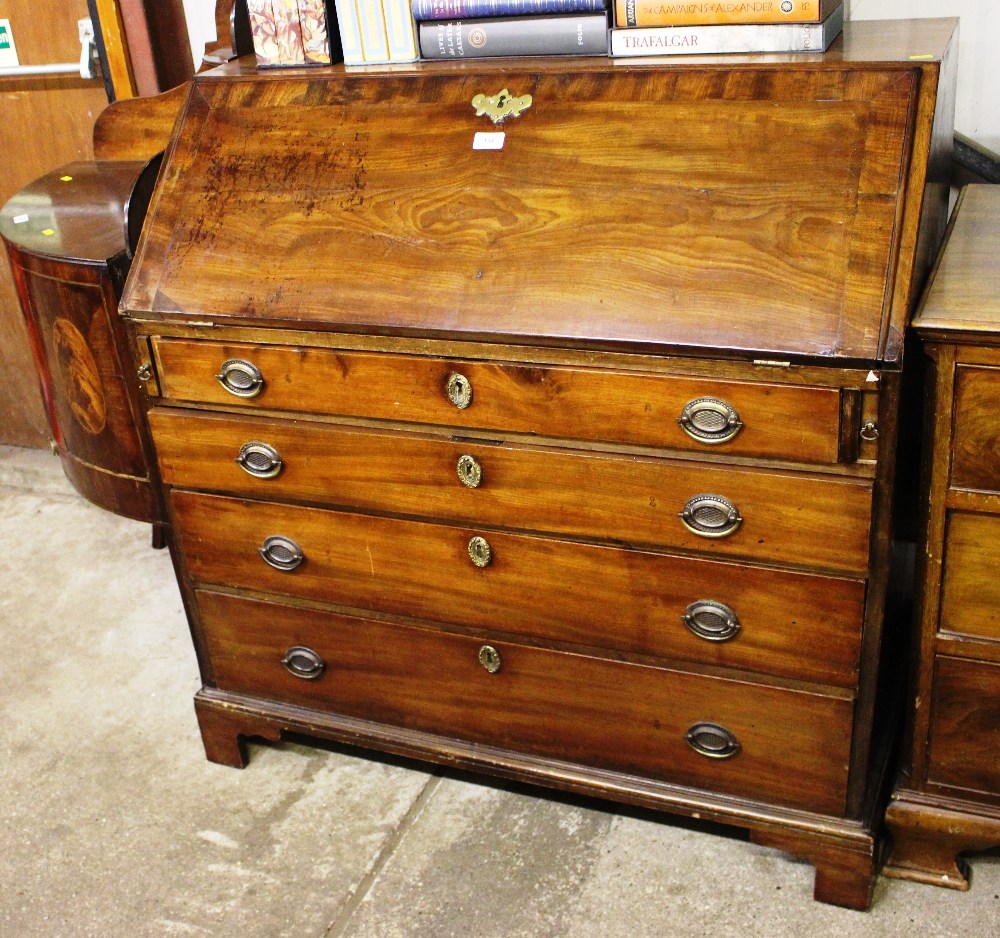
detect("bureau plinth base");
top-left (194, 689), bottom-right (881, 911)
top-left (883, 792), bottom-right (1000, 890)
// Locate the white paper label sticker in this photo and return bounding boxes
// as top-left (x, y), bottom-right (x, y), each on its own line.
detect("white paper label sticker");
top-left (0, 19), bottom-right (20, 68)
top-left (12, 214), bottom-right (29, 224)
top-left (866, 370), bottom-right (879, 383)
top-left (473, 132), bottom-right (505, 151)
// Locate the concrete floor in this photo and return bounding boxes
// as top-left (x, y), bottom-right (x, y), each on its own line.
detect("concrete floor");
top-left (1, 442), bottom-right (998, 938)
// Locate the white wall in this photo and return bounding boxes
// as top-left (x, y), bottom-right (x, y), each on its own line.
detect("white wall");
top-left (182, 0), bottom-right (219, 68)
top-left (851, 0), bottom-right (994, 151)
top-left (181, 1), bottom-right (998, 153)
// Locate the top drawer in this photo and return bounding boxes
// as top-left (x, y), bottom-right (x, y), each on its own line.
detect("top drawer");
top-left (951, 365), bottom-right (1000, 493)
top-left (152, 338), bottom-right (847, 464)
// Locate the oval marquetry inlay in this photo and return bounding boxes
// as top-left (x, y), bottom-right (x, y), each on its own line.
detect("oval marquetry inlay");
top-left (52, 318), bottom-right (105, 434)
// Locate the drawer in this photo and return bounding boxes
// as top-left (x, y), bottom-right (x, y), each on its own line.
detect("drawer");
top-left (196, 589), bottom-right (854, 815)
top-left (940, 511), bottom-right (1000, 642)
top-left (173, 491), bottom-right (866, 687)
top-left (927, 656), bottom-right (1000, 798)
top-left (951, 365), bottom-right (1000, 492)
top-left (150, 409), bottom-right (874, 573)
top-left (153, 338), bottom-right (846, 464)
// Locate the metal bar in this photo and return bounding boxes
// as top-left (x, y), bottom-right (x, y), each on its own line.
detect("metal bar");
top-left (0, 63), bottom-right (86, 77)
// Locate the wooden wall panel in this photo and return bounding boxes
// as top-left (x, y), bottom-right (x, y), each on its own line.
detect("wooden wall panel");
top-left (0, 1), bottom-right (109, 446)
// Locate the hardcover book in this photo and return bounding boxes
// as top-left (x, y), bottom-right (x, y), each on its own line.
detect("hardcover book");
top-left (615, 0), bottom-right (837, 28)
top-left (298, 0), bottom-right (333, 62)
top-left (272, 0), bottom-right (307, 64)
top-left (384, 0), bottom-right (420, 59)
top-left (610, 0), bottom-right (842, 55)
top-left (356, 0), bottom-right (392, 61)
top-left (247, 0), bottom-right (280, 66)
top-left (418, 12), bottom-right (609, 57)
top-left (332, 0), bottom-right (366, 63)
top-left (413, 0), bottom-right (608, 20)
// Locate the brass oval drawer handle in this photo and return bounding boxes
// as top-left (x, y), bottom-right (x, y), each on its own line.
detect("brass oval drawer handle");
top-left (446, 372), bottom-right (473, 410)
top-left (457, 454), bottom-right (483, 488)
top-left (236, 441), bottom-right (283, 479)
top-left (677, 397), bottom-right (743, 445)
top-left (258, 535), bottom-right (304, 571)
top-left (478, 644), bottom-right (502, 673)
top-left (217, 358), bottom-right (264, 398)
top-left (685, 722), bottom-right (741, 760)
top-left (281, 645), bottom-right (325, 680)
top-left (682, 600), bottom-right (742, 642)
top-left (679, 494), bottom-right (743, 538)
top-left (468, 535), bottom-right (492, 567)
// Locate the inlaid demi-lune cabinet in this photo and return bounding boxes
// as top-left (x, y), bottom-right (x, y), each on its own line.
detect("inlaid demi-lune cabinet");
top-left (120, 19), bottom-right (958, 910)
top-left (884, 185), bottom-right (1000, 890)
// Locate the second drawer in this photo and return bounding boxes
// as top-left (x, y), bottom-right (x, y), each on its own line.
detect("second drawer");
top-left (172, 491), bottom-right (866, 687)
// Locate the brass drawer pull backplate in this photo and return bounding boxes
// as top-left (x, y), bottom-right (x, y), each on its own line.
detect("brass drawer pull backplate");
top-left (679, 494), bottom-right (743, 538)
top-left (281, 645), bottom-right (325, 680)
top-left (236, 441), bottom-right (283, 479)
top-left (685, 722), bottom-right (741, 760)
top-left (682, 600), bottom-right (742, 642)
top-left (678, 397), bottom-right (743, 444)
top-left (217, 358), bottom-right (264, 398)
top-left (258, 534), bottom-right (305, 571)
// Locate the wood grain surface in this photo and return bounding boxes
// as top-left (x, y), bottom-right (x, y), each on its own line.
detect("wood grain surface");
top-left (150, 407), bottom-right (874, 573)
top-left (171, 490), bottom-right (866, 687)
top-left (153, 337), bottom-right (846, 463)
top-left (124, 65), bottom-right (917, 360)
top-left (196, 588), bottom-right (854, 815)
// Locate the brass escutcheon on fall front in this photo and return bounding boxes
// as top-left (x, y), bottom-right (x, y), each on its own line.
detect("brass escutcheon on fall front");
top-left (471, 89), bottom-right (533, 125)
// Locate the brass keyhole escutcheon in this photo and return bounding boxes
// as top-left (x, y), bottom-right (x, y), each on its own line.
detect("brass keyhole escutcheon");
top-left (446, 372), bottom-right (473, 409)
top-left (457, 454), bottom-right (483, 488)
top-left (478, 644), bottom-right (502, 674)
top-left (468, 536), bottom-right (492, 568)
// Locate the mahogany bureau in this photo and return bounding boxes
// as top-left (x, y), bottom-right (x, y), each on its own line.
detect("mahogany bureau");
top-left (120, 20), bottom-right (957, 910)
top-left (884, 185), bottom-right (1000, 890)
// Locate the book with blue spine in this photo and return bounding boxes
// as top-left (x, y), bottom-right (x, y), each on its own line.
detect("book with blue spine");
top-left (412, 0), bottom-right (607, 21)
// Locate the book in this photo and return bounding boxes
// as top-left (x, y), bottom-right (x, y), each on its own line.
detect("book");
top-left (247, 0), bottom-right (281, 66)
top-left (610, 0), bottom-right (843, 55)
top-left (615, 0), bottom-right (837, 28)
top-left (272, 0), bottom-right (307, 64)
top-left (418, 12), bottom-right (609, 57)
top-left (355, 0), bottom-right (392, 61)
top-left (298, 0), bottom-right (333, 63)
top-left (412, 0), bottom-right (608, 21)
top-left (384, 0), bottom-right (420, 60)
top-left (332, 0), bottom-right (366, 63)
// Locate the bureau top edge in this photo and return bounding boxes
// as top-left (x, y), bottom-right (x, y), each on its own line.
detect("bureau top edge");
top-left (196, 19), bottom-right (959, 83)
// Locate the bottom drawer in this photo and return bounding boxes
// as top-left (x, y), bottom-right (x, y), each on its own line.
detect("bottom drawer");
top-left (927, 656), bottom-right (1000, 798)
top-left (196, 590), bottom-right (853, 816)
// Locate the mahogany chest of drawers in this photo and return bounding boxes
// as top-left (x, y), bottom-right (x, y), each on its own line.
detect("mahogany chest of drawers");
top-left (120, 20), bottom-right (957, 910)
top-left (884, 185), bottom-right (1000, 890)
